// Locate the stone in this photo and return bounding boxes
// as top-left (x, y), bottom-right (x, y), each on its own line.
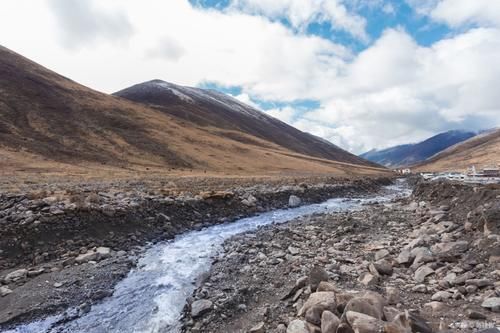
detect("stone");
top-left (298, 292), bottom-right (336, 318)
top-left (53, 282), bottom-right (63, 288)
top-left (385, 287), bottom-right (400, 305)
top-left (358, 272), bottom-right (378, 286)
top-left (431, 241), bottom-right (468, 256)
top-left (343, 297), bottom-right (383, 320)
top-left (191, 299), bottom-right (213, 318)
top-left (411, 284), bottom-right (427, 293)
top-left (375, 249), bottom-right (390, 261)
top-left (242, 195), bottom-right (257, 207)
top-left (424, 301), bottom-right (447, 313)
top-left (309, 266), bottom-right (329, 291)
top-left (5, 269), bottom-right (28, 283)
top-left (96, 247), bottom-right (112, 259)
top-left (345, 311), bottom-right (384, 333)
top-left (481, 297), bottom-right (500, 312)
top-left (373, 260), bottom-right (393, 276)
top-left (336, 323), bottom-right (354, 333)
top-left (276, 324), bottom-right (287, 333)
top-left (466, 309), bottom-right (487, 319)
top-left (466, 279), bottom-right (493, 288)
top-left (289, 195), bottom-right (302, 208)
top-left (286, 319), bottom-right (309, 333)
top-left (320, 311), bottom-right (340, 333)
top-left (75, 251), bottom-right (98, 264)
top-left (431, 291), bottom-right (452, 301)
top-left (396, 249), bottom-right (411, 265)
top-left (0, 286), bottom-right (12, 297)
top-left (414, 266), bottom-right (434, 283)
top-left (316, 281), bottom-right (338, 292)
top-left (249, 322), bottom-right (265, 333)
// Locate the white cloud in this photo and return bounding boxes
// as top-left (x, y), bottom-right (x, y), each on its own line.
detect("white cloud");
top-left (228, 0), bottom-right (369, 41)
top-left (431, 0), bottom-right (500, 28)
top-left (0, 0), bottom-right (499, 154)
top-left (47, 0), bottom-right (134, 49)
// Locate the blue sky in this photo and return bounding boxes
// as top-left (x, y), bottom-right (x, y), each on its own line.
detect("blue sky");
top-left (2, 0), bottom-right (499, 153)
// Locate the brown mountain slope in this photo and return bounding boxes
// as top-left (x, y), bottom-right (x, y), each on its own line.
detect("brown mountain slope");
top-left (113, 80), bottom-right (378, 168)
top-left (415, 128), bottom-right (500, 171)
top-left (0, 45), bottom-right (386, 179)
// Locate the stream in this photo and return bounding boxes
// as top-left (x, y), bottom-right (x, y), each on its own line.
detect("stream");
top-left (6, 180), bottom-right (410, 333)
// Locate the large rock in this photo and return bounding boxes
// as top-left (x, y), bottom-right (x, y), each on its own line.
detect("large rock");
top-left (309, 266), bottom-right (329, 291)
top-left (358, 272), bottom-right (378, 286)
top-left (75, 250), bottom-right (99, 264)
top-left (191, 299), bottom-right (213, 318)
top-left (4, 269), bottom-right (28, 283)
top-left (481, 297), bottom-right (500, 312)
top-left (481, 204), bottom-right (500, 235)
top-left (321, 311), bottom-right (340, 333)
top-left (345, 311), bottom-right (384, 333)
top-left (431, 241), bottom-right (468, 256)
top-left (414, 265), bottom-right (434, 283)
top-left (289, 195), bottom-right (302, 207)
top-left (299, 292), bottom-right (337, 325)
top-left (0, 286), bottom-right (12, 297)
top-left (343, 297), bottom-right (383, 320)
top-left (287, 319), bottom-right (309, 333)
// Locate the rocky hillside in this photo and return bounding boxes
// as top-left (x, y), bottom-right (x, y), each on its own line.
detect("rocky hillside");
top-left (361, 130), bottom-right (476, 167)
top-left (0, 45), bottom-right (385, 178)
top-left (114, 80), bottom-right (377, 168)
top-left (416, 128), bottom-right (500, 172)
top-left (182, 179), bottom-right (500, 332)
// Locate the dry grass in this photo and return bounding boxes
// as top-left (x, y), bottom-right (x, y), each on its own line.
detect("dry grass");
top-left (415, 129), bottom-right (500, 172)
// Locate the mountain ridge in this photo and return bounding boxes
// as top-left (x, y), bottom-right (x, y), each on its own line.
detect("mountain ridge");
top-left (360, 130), bottom-right (477, 167)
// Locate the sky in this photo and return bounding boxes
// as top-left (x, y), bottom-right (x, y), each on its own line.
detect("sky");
top-left (1, 0), bottom-right (500, 154)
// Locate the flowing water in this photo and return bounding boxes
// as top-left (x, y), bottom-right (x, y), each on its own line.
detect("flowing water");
top-left (6, 180), bottom-right (410, 333)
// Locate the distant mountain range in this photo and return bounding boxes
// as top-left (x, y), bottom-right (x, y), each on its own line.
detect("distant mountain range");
top-left (416, 128), bottom-right (500, 171)
top-left (360, 130), bottom-right (477, 167)
top-left (0, 45), bottom-right (384, 177)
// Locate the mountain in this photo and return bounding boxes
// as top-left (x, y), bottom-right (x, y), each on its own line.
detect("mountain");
top-left (113, 80), bottom-right (378, 167)
top-left (360, 130), bottom-right (477, 167)
top-left (0, 45), bottom-right (385, 178)
top-left (416, 128), bottom-right (500, 171)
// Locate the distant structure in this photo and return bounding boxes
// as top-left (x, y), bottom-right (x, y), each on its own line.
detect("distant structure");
top-left (394, 168), bottom-right (411, 175)
top-left (482, 166), bottom-right (500, 177)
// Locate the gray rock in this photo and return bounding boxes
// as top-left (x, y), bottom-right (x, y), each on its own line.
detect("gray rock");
top-left (96, 247), bottom-right (112, 260)
top-left (191, 299), bottom-right (213, 318)
top-left (286, 319), bottom-right (309, 333)
top-left (75, 251), bottom-right (98, 264)
top-left (414, 265), bottom-right (434, 283)
top-left (249, 322), bottom-right (265, 333)
top-left (5, 269), bottom-right (28, 283)
top-left (431, 291), bottom-right (452, 301)
top-left (0, 286), bottom-right (12, 297)
top-left (358, 272), bottom-right (378, 286)
top-left (309, 266), bottom-right (329, 291)
top-left (481, 297), bottom-right (500, 312)
top-left (289, 195), bottom-right (301, 208)
top-left (321, 311), bottom-right (340, 333)
top-left (374, 249), bottom-right (390, 261)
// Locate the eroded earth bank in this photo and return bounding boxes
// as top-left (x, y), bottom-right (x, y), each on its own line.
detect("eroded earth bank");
top-left (0, 176), bottom-right (391, 330)
top-left (181, 179), bottom-right (500, 333)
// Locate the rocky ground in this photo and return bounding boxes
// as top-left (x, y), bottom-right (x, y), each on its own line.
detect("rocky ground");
top-left (181, 180), bottom-right (500, 333)
top-left (0, 176), bottom-right (391, 329)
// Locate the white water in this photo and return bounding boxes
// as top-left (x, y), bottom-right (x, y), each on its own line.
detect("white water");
top-left (5, 181), bottom-right (409, 333)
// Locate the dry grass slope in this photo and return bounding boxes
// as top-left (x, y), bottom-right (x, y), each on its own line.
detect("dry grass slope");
top-left (0, 45), bottom-right (387, 182)
top-left (415, 128), bottom-right (500, 171)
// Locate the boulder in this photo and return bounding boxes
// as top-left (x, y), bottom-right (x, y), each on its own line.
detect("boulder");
top-left (298, 292), bottom-right (337, 318)
top-left (358, 272), bottom-right (378, 286)
top-left (0, 286), bottom-right (12, 297)
top-left (320, 311), bottom-right (340, 333)
top-left (191, 299), bottom-right (213, 318)
top-left (345, 311), bottom-right (384, 333)
top-left (431, 241), bottom-right (468, 256)
top-left (481, 297), bottom-right (500, 312)
top-left (414, 265), bottom-right (434, 283)
top-left (309, 266), bottom-right (329, 291)
top-left (287, 319), bottom-right (309, 333)
top-left (343, 297), bottom-right (383, 320)
top-left (4, 269), bottom-right (28, 283)
top-left (249, 322), bottom-right (265, 333)
top-left (289, 195), bottom-right (302, 208)
top-left (75, 250), bottom-right (98, 264)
